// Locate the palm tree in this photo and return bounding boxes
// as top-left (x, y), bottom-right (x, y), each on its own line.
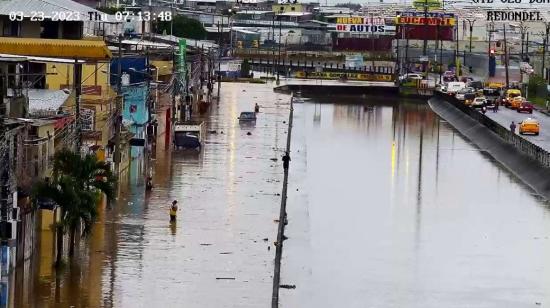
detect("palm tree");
top-left (33, 149), bottom-right (116, 266)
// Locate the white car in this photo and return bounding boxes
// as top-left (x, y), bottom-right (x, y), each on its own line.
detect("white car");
top-left (472, 97), bottom-right (487, 108)
top-left (447, 82), bottom-right (466, 95)
top-left (399, 73), bottom-right (423, 81)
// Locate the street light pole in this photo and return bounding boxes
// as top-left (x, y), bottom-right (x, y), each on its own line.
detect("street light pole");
top-left (503, 24), bottom-right (509, 88)
top-left (276, 18), bottom-right (282, 85)
top-left (466, 18), bottom-right (475, 70)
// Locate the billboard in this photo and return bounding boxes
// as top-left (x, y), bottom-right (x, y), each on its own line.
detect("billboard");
top-left (395, 11), bottom-right (455, 26)
top-left (335, 24), bottom-right (396, 35)
top-left (396, 24), bottom-right (454, 41)
top-left (335, 16), bottom-right (385, 25)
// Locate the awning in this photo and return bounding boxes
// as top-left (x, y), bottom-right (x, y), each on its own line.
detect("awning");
top-left (0, 37), bottom-right (112, 60)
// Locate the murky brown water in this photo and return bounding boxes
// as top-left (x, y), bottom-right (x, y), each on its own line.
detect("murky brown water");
top-left (10, 83), bottom-right (290, 308)
top-left (9, 86), bottom-right (550, 308)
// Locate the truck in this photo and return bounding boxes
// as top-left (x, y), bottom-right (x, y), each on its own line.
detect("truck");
top-left (173, 121), bottom-right (205, 150)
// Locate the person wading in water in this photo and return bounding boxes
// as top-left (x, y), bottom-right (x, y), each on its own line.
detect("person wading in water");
top-left (170, 200), bottom-right (178, 222)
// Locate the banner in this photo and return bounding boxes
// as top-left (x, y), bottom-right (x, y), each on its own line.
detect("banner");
top-left (395, 11), bottom-right (455, 26)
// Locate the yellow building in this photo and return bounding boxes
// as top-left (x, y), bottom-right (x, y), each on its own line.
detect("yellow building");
top-left (45, 62), bottom-right (116, 152)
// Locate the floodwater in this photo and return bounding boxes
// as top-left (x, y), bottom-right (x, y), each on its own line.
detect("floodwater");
top-left (281, 97), bottom-right (550, 307)
top-left (8, 84), bottom-right (550, 308)
top-left (10, 83), bottom-right (290, 308)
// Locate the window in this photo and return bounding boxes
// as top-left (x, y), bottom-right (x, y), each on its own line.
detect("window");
top-left (3, 20), bottom-right (20, 37)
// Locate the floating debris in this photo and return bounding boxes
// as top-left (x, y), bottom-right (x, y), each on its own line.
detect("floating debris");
top-left (200, 243), bottom-right (212, 246)
top-left (280, 284), bottom-right (296, 289)
top-left (216, 277), bottom-right (236, 280)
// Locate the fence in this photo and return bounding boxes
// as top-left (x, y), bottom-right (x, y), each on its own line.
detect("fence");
top-left (435, 92), bottom-right (550, 167)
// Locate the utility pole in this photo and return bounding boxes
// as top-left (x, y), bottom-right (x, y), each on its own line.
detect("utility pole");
top-left (217, 20), bottom-right (222, 101)
top-left (276, 18), bottom-right (282, 85)
top-left (503, 24), bottom-right (510, 88)
top-left (422, 0), bottom-right (428, 56)
top-left (455, 18), bottom-right (459, 77)
top-left (114, 34), bottom-right (123, 176)
top-left (439, 28), bottom-right (443, 84)
top-left (542, 23), bottom-right (550, 82)
top-left (73, 58), bottom-right (82, 152)
top-left (466, 18), bottom-right (475, 69)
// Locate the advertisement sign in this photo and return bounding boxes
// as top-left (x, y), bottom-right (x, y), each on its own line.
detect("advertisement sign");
top-left (122, 84), bottom-right (149, 126)
top-left (396, 24), bottom-right (454, 41)
top-left (395, 11), bottom-right (455, 26)
top-left (335, 24), bottom-right (396, 34)
top-left (335, 16), bottom-right (385, 25)
top-left (295, 71), bottom-right (393, 81)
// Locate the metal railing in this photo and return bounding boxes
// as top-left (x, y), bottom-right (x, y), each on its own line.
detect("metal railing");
top-left (436, 92), bottom-right (550, 167)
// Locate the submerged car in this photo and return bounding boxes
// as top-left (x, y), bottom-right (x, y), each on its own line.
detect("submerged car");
top-left (519, 118), bottom-right (540, 135)
top-left (517, 102), bottom-right (534, 114)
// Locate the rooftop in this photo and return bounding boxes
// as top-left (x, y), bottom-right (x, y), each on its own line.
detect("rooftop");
top-left (278, 12), bottom-right (313, 17)
top-left (0, 0), bottom-right (105, 20)
top-left (28, 89), bottom-right (71, 116)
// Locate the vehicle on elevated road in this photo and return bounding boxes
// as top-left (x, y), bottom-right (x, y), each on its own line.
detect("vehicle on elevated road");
top-left (472, 97), bottom-right (487, 108)
top-left (519, 118), bottom-right (540, 136)
top-left (447, 82), bottom-right (466, 96)
top-left (503, 89), bottom-right (522, 107)
top-left (509, 96), bottom-right (524, 109)
top-left (517, 102), bottom-right (534, 114)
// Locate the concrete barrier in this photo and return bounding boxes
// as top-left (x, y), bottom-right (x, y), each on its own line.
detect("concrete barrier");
top-left (429, 95), bottom-right (550, 200)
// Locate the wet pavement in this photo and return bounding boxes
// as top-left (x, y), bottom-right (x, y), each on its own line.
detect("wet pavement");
top-left (10, 82), bottom-right (290, 308)
top-left (483, 106), bottom-right (550, 149)
top-left (281, 97), bottom-right (550, 308)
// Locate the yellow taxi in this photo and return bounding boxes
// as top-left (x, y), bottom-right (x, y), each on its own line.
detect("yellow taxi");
top-left (510, 96), bottom-right (524, 109)
top-left (519, 118), bottom-right (540, 136)
top-left (503, 89), bottom-right (521, 107)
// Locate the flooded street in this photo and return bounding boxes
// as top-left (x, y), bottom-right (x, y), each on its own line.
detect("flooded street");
top-left (11, 83), bottom-right (290, 308)
top-left (8, 85), bottom-right (550, 307)
top-left (281, 98), bottom-right (550, 307)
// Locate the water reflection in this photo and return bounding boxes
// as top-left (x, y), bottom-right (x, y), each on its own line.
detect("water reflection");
top-left (282, 97), bottom-right (550, 308)
top-left (10, 83), bottom-right (289, 307)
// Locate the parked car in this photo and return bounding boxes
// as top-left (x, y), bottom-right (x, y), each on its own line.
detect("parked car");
top-left (471, 97), bottom-right (487, 108)
top-left (519, 118), bottom-right (540, 135)
top-left (517, 101), bottom-right (534, 113)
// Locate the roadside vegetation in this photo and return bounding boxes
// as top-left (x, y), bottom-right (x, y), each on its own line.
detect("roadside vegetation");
top-left (32, 149), bottom-right (116, 267)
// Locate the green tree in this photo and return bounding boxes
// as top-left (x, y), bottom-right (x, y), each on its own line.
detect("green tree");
top-left (155, 15), bottom-right (207, 40)
top-left (33, 149), bottom-right (116, 267)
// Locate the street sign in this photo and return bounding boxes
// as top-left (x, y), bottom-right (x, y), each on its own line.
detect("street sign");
top-left (412, 0), bottom-right (442, 10)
